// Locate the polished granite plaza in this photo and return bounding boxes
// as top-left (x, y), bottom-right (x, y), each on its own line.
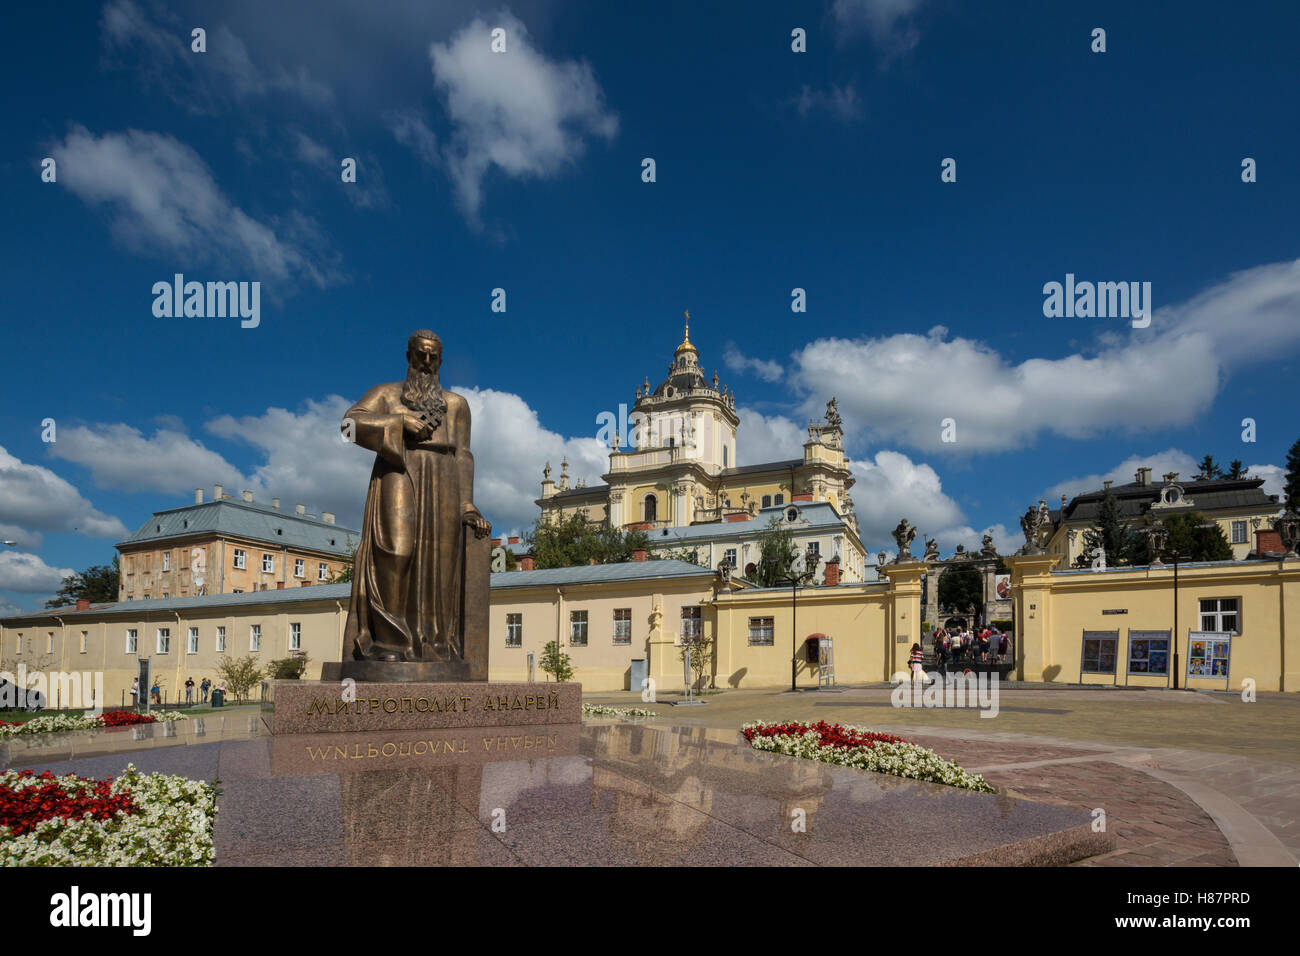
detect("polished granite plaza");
top-left (1, 712), bottom-right (1110, 866)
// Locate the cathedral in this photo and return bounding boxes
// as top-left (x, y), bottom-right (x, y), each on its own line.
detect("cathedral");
top-left (536, 319), bottom-right (869, 583)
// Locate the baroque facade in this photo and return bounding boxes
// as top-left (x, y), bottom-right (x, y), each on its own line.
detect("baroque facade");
top-left (535, 320), bottom-right (866, 580)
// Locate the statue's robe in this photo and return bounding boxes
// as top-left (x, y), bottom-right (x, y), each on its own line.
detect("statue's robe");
top-left (341, 382), bottom-right (476, 661)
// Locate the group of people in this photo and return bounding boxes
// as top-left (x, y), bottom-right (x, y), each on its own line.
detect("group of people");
top-left (129, 676), bottom-right (226, 708)
top-left (933, 625), bottom-right (1010, 667)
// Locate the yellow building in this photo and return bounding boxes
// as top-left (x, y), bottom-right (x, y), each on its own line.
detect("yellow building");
top-left (116, 484), bottom-right (357, 601)
top-left (1045, 467), bottom-right (1282, 566)
top-left (536, 319), bottom-right (868, 580)
top-left (4, 551), bottom-right (1295, 707)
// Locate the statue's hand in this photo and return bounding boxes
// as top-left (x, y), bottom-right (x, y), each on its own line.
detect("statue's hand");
top-left (463, 506), bottom-right (491, 539)
top-left (402, 413), bottom-right (434, 442)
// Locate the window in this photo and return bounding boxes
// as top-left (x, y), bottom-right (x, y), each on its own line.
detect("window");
top-left (774, 493), bottom-right (785, 506)
top-left (1231, 521), bottom-right (1247, 545)
top-left (162, 593), bottom-right (169, 599)
top-left (162, 551), bottom-right (171, 572)
top-left (250, 625), bottom-right (261, 652)
top-left (216, 626), bottom-right (226, 653)
top-left (761, 495), bottom-right (772, 508)
top-left (570, 611), bottom-right (588, 646)
top-left (289, 622), bottom-right (301, 651)
top-left (807, 541), bottom-right (820, 556)
top-left (46, 633), bottom-right (53, 653)
top-left (232, 589), bottom-right (244, 594)
top-left (724, 548), bottom-right (737, 567)
top-left (157, 628), bottom-right (171, 654)
top-left (1199, 598), bottom-right (1240, 634)
top-left (295, 558), bottom-right (305, 578)
top-left (14, 634), bottom-right (21, 654)
top-left (505, 613), bottom-right (523, 648)
top-left (643, 495), bottom-right (657, 523)
top-left (748, 617), bottom-right (775, 646)
top-left (125, 629), bottom-right (138, 654)
top-left (1127, 630), bottom-right (1170, 676)
top-left (233, 548), bottom-right (247, 570)
top-left (680, 606), bottom-right (702, 641)
top-left (80, 631), bottom-right (88, 653)
top-left (613, 608), bottom-right (632, 644)
top-left (723, 446), bottom-right (728, 468)
top-left (188, 627), bottom-right (199, 654)
top-left (261, 553), bottom-right (274, 573)
top-left (1081, 631), bottom-right (1118, 674)
top-left (318, 563), bottom-right (328, 581)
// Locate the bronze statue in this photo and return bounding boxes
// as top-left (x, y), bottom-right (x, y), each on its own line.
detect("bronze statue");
top-left (340, 330), bottom-right (491, 670)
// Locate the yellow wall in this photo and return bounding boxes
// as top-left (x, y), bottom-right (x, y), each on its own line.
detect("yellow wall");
top-left (1008, 555), bottom-right (1300, 691)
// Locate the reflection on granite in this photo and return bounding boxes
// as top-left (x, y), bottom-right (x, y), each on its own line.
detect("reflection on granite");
top-left (18, 721), bottom-right (1113, 867)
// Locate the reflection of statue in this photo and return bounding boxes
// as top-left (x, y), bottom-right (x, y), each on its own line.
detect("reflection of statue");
top-left (891, 518), bottom-right (917, 561)
top-left (341, 330), bottom-right (492, 668)
top-left (922, 537), bottom-right (939, 562)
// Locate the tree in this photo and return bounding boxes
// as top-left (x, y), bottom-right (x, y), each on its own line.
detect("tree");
top-left (1196, 455), bottom-right (1223, 480)
top-left (1285, 437), bottom-right (1300, 514)
top-left (526, 512), bottom-right (649, 569)
top-left (268, 653), bottom-right (309, 679)
top-left (937, 564), bottom-right (983, 614)
top-left (679, 632), bottom-right (713, 692)
top-left (214, 655), bottom-right (265, 702)
top-left (328, 536), bottom-right (357, 584)
top-left (539, 640), bottom-right (574, 682)
top-left (45, 556), bottom-right (120, 608)
top-left (1226, 459), bottom-right (1250, 480)
top-left (1073, 492), bottom-right (1137, 567)
top-left (752, 518), bottom-right (798, 588)
top-left (1130, 512), bottom-right (1233, 564)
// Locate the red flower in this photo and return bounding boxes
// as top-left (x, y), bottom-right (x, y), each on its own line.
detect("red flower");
top-left (0, 770), bottom-right (137, 836)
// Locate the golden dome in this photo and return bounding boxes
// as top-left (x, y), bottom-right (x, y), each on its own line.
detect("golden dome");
top-left (675, 310), bottom-right (697, 355)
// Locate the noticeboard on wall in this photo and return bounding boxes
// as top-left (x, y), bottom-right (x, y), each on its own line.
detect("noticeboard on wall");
top-left (1187, 631), bottom-right (1232, 680)
top-left (1126, 630), bottom-right (1171, 680)
top-left (1080, 630), bottom-right (1119, 676)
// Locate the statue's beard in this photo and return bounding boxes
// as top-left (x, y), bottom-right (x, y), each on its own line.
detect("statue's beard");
top-left (402, 366), bottom-right (447, 427)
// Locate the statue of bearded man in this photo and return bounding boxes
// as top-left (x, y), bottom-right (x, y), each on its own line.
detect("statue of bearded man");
top-left (341, 330), bottom-right (491, 665)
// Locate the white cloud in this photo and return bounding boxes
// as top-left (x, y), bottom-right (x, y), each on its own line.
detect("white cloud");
top-left (735, 409), bottom-right (805, 466)
top-left (0, 600), bottom-right (27, 618)
top-left (386, 108), bottom-right (440, 166)
top-left (0, 447), bottom-right (127, 540)
top-left (1247, 463), bottom-right (1285, 501)
top-left (48, 424), bottom-right (245, 498)
top-left (101, 0), bottom-right (334, 111)
top-left (429, 13), bottom-right (618, 225)
top-left (0, 552), bottom-right (74, 594)
top-left (51, 126), bottom-right (341, 288)
top-left (724, 344), bottom-right (784, 383)
top-left (789, 260), bottom-right (1300, 453)
top-left (831, 0), bottom-right (928, 54)
top-left (791, 83), bottom-right (864, 121)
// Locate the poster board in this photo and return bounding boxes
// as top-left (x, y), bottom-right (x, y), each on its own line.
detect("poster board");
top-left (1187, 631), bottom-right (1232, 683)
top-left (1080, 630), bottom-right (1119, 683)
top-left (1125, 629), bottom-right (1171, 687)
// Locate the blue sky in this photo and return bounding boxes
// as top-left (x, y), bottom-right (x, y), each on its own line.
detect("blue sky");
top-left (2, 0), bottom-right (1298, 612)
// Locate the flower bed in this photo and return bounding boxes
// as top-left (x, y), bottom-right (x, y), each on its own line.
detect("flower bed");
top-left (742, 719), bottom-right (995, 793)
top-left (0, 764), bottom-right (216, 866)
top-left (0, 711), bottom-right (188, 739)
top-left (581, 703), bottom-right (661, 720)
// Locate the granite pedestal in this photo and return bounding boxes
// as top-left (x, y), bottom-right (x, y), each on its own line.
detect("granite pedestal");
top-left (262, 679), bottom-right (582, 734)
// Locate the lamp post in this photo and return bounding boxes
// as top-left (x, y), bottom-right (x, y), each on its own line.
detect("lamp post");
top-left (1158, 521), bottom-right (1216, 690)
top-left (778, 544), bottom-right (821, 693)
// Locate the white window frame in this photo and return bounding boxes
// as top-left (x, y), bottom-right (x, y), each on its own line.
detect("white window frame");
top-left (294, 558), bottom-right (305, 578)
top-left (80, 631), bottom-right (88, 654)
top-left (505, 613), bottom-right (523, 648)
top-left (1199, 597), bottom-right (1241, 635)
top-left (125, 628), bottom-right (138, 654)
top-left (233, 548), bottom-right (247, 570)
top-left (613, 608), bottom-right (632, 645)
top-left (1230, 520), bottom-right (1247, 545)
top-left (724, 548), bottom-right (737, 567)
top-left (261, 553), bottom-right (274, 573)
top-left (680, 606), bottom-right (702, 642)
top-left (188, 627), bottom-right (199, 654)
top-left (289, 622), bottom-right (301, 651)
top-left (250, 624), bottom-right (261, 652)
top-left (157, 627), bottom-right (171, 654)
top-left (318, 563), bottom-right (328, 581)
top-left (570, 610), bottom-right (588, 647)
top-left (748, 616), bottom-right (775, 646)
top-left (162, 551), bottom-right (170, 572)
top-left (216, 626), bottom-right (226, 653)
